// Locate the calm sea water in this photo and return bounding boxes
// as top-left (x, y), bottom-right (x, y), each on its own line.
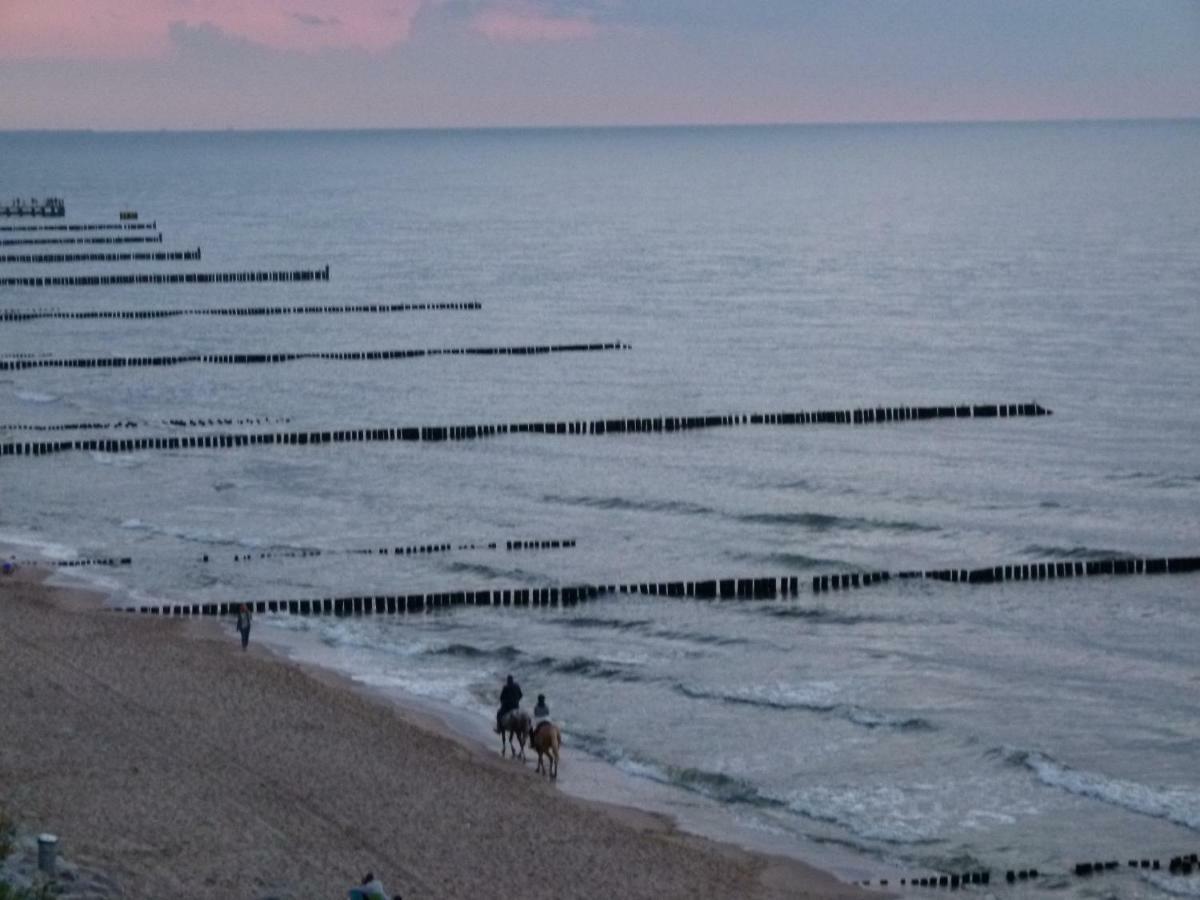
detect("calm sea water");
top-left (2, 122), bottom-right (1199, 895)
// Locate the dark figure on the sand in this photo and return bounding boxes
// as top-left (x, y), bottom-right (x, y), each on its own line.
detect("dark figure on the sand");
top-left (496, 674), bottom-right (522, 731)
top-left (236, 603), bottom-right (252, 650)
top-left (349, 871), bottom-right (390, 900)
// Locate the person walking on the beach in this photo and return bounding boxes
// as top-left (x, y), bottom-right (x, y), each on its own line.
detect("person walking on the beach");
top-left (236, 603), bottom-right (252, 650)
top-left (496, 674), bottom-right (522, 732)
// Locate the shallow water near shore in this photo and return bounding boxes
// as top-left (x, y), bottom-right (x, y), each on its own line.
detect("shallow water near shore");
top-left (2, 121), bottom-right (1200, 896)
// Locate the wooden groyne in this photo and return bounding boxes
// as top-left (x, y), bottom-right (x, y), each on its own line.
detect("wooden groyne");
top-left (0, 266), bottom-right (330, 287)
top-left (857, 851), bottom-right (1200, 891)
top-left (0, 249), bottom-right (200, 265)
top-left (220, 538), bottom-right (576, 563)
top-left (1, 198), bottom-right (64, 217)
top-left (810, 555), bottom-right (1200, 590)
top-left (0, 341), bottom-right (628, 372)
top-left (13, 557), bottom-right (131, 569)
top-left (111, 551), bottom-right (1200, 616)
top-left (0, 416), bottom-right (290, 432)
top-left (0, 401), bottom-right (1050, 458)
top-left (0, 221), bottom-right (156, 233)
top-left (0, 234), bottom-right (162, 247)
top-left (1, 301), bottom-right (481, 322)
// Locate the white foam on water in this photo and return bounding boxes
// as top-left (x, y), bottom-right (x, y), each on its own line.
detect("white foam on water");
top-left (1019, 750), bottom-right (1200, 831)
top-left (0, 529), bottom-right (80, 562)
top-left (14, 390), bottom-right (58, 404)
top-left (1141, 872), bottom-right (1200, 898)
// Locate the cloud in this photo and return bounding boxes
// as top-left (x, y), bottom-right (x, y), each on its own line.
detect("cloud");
top-left (467, 2), bottom-right (599, 42)
top-left (0, 0), bottom-right (423, 59)
top-left (289, 12), bottom-right (343, 28)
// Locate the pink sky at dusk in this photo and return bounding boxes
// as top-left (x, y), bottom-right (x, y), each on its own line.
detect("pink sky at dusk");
top-left (0, 0), bottom-right (599, 58)
top-left (0, 0), bottom-right (1196, 129)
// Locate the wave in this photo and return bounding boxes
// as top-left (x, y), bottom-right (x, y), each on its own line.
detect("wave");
top-left (430, 643), bottom-right (523, 661)
top-left (569, 728), bottom-right (940, 845)
top-left (440, 560), bottom-right (534, 581)
top-left (648, 627), bottom-right (750, 647)
top-left (119, 517), bottom-right (267, 550)
top-left (14, 390), bottom-right (58, 404)
top-left (1004, 748), bottom-right (1200, 831)
top-left (1020, 544), bottom-right (1130, 561)
top-left (550, 616), bottom-right (655, 631)
top-left (537, 655), bottom-right (646, 682)
top-left (568, 729), bottom-right (781, 807)
top-left (673, 684), bottom-right (933, 731)
top-left (551, 615), bottom-right (747, 646)
top-left (752, 551), bottom-right (848, 570)
top-left (541, 493), bottom-right (716, 518)
top-left (1140, 872), bottom-right (1200, 898)
top-left (781, 786), bottom-right (945, 845)
top-left (735, 510), bottom-right (938, 533)
top-left (757, 606), bottom-right (890, 626)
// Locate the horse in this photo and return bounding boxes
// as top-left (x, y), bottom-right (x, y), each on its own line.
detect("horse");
top-left (530, 723), bottom-right (561, 779)
top-left (498, 709), bottom-right (530, 761)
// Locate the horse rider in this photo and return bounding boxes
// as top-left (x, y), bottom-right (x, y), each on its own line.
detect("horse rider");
top-left (532, 693), bottom-right (552, 739)
top-left (496, 674), bottom-right (523, 732)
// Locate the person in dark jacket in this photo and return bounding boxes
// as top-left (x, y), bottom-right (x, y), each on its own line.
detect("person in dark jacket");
top-left (236, 603), bottom-right (252, 650)
top-left (496, 674), bottom-right (522, 732)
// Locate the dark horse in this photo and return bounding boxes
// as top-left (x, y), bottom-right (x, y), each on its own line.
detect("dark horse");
top-left (499, 709), bottom-right (531, 761)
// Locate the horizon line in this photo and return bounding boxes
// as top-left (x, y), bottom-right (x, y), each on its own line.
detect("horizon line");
top-left (1, 114), bottom-right (1197, 136)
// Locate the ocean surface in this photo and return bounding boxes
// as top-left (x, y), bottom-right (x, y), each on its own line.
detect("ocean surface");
top-left (2, 122), bottom-right (1199, 896)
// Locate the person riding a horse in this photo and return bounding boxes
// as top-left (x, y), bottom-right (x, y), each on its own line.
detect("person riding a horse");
top-left (532, 694), bottom-right (552, 736)
top-left (496, 674), bottom-right (523, 733)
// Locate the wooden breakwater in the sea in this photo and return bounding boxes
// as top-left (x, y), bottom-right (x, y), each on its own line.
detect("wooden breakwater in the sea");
top-left (111, 552), bottom-right (1200, 616)
top-left (0, 416), bottom-right (290, 432)
top-left (0, 221), bottom-right (156, 232)
top-left (0, 249), bottom-right (200, 264)
top-left (0, 341), bottom-right (629, 372)
top-left (0, 234), bottom-right (163, 247)
top-left (0, 401), bottom-right (1050, 457)
top-left (1, 302), bottom-right (481, 322)
top-left (0, 266), bottom-right (330, 287)
top-left (218, 538), bottom-right (576, 563)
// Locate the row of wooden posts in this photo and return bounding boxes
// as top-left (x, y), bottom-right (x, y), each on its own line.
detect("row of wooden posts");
top-left (862, 854), bottom-right (1197, 893)
top-left (0, 266), bottom-right (330, 287)
top-left (0, 341), bottom-right (628, 372)
top-left (0, 416), bottom-right (289, 432)
top-left (117, 554), bottom-right (1198, 616)
top-left (0, 221), bottom-right (156, 232)
top-left (0, 401), bottom-right (1051, 457)
top-left (220, 538), bottom-right (576, 563)
top-left (0, 234), bottom-right (163, 246)
top-left (0, 249), bottom-right (200, 264)
top-left (813, 555), bottom-right (1200, 591)
top-left (1, 301), bottom-right (481, 322)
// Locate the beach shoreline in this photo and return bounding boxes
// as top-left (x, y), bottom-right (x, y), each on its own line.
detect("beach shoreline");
top-left (0, 563), bottom-right (875, 899)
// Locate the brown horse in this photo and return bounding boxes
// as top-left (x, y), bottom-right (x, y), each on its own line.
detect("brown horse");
top-left (530, 723), bottom-right (561, 779)
top-left (499, 709), bottom-right (530, 761)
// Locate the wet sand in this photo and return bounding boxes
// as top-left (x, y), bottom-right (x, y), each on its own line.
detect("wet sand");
top-left (0, 569), bottom-right (873, 899)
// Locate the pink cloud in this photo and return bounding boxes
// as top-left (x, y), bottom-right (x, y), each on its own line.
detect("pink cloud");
top-left (0, 0), bottom-right (424, 60)
top-left (470, 3), bottom-right (598, 43)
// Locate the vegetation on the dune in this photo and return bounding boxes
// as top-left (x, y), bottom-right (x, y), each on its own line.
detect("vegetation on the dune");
top-left (0, 808), bottom-right (58, 899)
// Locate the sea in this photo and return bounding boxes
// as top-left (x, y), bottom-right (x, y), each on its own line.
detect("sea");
top-left (2, 121), bottom-right (1198, 897)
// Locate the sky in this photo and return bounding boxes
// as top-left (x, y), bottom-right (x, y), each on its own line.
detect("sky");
top-left (0, 0), bottom-right (1197, 129)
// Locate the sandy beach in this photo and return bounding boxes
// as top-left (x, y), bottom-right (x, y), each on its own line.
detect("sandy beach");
top-left (0, 569), bottom-right (872, 899)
